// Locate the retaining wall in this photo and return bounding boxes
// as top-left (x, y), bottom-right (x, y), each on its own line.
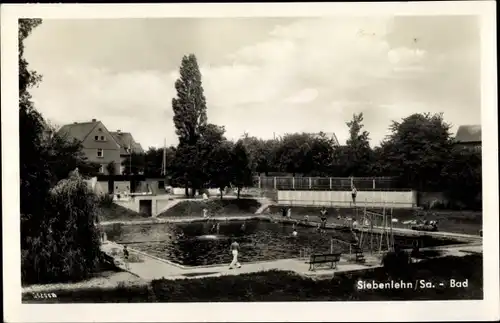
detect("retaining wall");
top-left (277, 190), bottom-right (417, 208)
top-left (114, 195), bottom-right (173, 216)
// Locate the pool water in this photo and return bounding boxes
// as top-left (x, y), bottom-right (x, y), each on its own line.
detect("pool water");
top-left (104, 219), bottom-right (460, 267)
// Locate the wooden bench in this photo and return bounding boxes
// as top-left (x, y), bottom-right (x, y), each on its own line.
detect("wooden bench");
top-left (351, 246), bottom-right (366, 263)
top-left (308, 253), bottom-right (342, 271)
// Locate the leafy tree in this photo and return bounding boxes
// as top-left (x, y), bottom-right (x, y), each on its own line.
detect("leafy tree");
top-left (106, 161), bottom-right (117, 175)
top-left (19, 19), bottom-right (51, 235)
top-left (172, 54), bottom-right (208, 145)
top-left (441, 148), bottom-right (482, 209)
top-left (122, 152), bottom-right (146, 175)
top-left (22, 170), bottom-right (102, 284)
top-left (20, 19), bottom-right (104, 284)
top-left (171, 54), bottom-right (208, 195)
top-left (43, 130), bottom-right (101, 180)
top-left (144, 146), bottom-right (175, 178)
top-left (207, 141), bottom-right (234, 200)
top-left (195, 123), bottom-right (227, 195)
top-left (379, 113), bottom-right (452, 190)
top-left (254, 139), bottom-right (280, 175)
top-left (345, 113), bottom-right (373, 176)
top-left (306, 133), bottom-right (336, 176)
top-left (231, 140), bottom-right (253, 199)
top-left (275, 133), bottom-right (314, 176)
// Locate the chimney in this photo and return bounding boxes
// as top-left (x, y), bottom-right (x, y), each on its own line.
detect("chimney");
top-left (117, 130), bottom-right (121, 134)
top-left (91, 119), bottom-right (96, 122)
top-left (73, 122), bottom-right (77, 124)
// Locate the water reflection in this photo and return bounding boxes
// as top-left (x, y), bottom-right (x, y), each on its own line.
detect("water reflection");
top-left (104, 219), bottom-right (459, 267)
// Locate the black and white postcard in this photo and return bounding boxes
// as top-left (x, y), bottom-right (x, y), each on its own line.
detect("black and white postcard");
top-left (2, 2), bottom-right (498, 322)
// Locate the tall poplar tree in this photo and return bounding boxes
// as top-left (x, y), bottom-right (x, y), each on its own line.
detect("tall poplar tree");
top-left (171, 54), bottom-right (208, 195)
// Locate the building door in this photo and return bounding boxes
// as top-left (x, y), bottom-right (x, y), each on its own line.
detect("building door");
top-left (139, 199), bottom-right (152, 217)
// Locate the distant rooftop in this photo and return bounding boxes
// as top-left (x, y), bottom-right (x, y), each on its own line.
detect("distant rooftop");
top-left (455, 125), bottom-right (481, 143)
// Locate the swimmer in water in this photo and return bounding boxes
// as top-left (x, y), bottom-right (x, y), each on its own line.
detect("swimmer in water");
top-left (292, 229), bottom-right (298, 237)
top-left (241, 222), bottom-right (246, 231)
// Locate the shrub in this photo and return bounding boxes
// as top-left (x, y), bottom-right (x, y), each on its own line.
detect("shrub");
top-left (98, 194), bottom-right (114, 208)
top-left (21, 170), bottom-right (102, 284)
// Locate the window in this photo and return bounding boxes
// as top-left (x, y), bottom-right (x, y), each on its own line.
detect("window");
top-left (158, 181), bottom-right (165, 189)
top-left (97, 149), bottom-right (104, 158)
top-left (98, 128), bottom-right (102, 132)
top-left (94, 136), bottom-right (99, 141)
top-left (119, 165), bottom-right (125, 174)
top-left (99, 165), bottom-right (104, 174)
top-left (100, 136), bottom-right (105, 141)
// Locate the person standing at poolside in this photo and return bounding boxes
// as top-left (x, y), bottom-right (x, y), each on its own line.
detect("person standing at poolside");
top-left (123, 245), bottom-right (130, 270)
top-left (320, 207), bottom-right (328, 228)
top-left (351, 185), bottom-right (357, 206)
top-left (202, 208), bottom-right (208, 219)
top-left (287, 207), bottom-right (292, 220)
top-left (229, 240), bottom-right (242, 269)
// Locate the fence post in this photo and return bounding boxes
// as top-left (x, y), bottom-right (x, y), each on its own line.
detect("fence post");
top-left (273, 177), bottom-right (276, 190)
top-left (329, 177), bottom-right (332, 190)
top-left (372, 179), bottom-right (375, 189)
top-left (309, 177), bottom-right (312, 189)
top-left (258, 176), bottom-right (261, 189)
top-left (292, 177), bottom-right (295, 190)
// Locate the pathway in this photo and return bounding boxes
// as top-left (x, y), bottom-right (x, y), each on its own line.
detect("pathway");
top-left (23, 240), bottom-right (482, 294)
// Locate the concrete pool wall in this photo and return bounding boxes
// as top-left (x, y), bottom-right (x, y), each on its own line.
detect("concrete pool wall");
top-left (277, 190), bottom-right (417, 208)
top-left (114, 195), bottom-right (174, 216)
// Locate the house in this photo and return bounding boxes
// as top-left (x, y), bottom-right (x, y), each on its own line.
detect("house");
top-left (454, 125), bottom-right (481, 152)
top-left (110, 130), bottom-right (145, 174)
top-left (57, 119), bottom-right (143, 175)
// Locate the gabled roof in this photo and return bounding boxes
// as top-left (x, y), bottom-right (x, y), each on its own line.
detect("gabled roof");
top-left (57, 121), bottom-right (99, 142)
top-left (110, 132), bottom-right (144, 155)
top-left (455, 125), bottom-right (481, 143)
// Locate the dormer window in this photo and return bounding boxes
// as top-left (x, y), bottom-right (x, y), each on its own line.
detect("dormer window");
top-left (94, 136), bottom-right (99, 141)
top-left (94, 135), bottom-right (106, 141)
top-left (100, 136), bottom-right (105, 141)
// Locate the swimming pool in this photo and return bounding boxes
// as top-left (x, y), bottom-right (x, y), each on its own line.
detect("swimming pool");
top-left (104, 219), bottom-right (461, 267)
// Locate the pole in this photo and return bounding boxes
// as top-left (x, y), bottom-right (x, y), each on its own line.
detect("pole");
top-left (330, 239), bottom-right (333, 253)
top-left (329, 177), bottom-right (332, 190)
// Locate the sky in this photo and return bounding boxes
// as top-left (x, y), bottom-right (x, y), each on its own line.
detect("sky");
top-left (25, 16), bottom-right (481, 149)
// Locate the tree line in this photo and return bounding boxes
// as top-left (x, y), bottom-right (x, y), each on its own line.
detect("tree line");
top-left (123, 54), bottom-right (481, 209)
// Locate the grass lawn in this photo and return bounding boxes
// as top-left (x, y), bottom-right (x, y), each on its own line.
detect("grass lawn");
top-left (23, 254), bottom-right (482, 303)
top-left (268, 205), bottom-right (482, 235)
top-left (98, 204), bottom-right (151, 222)
top-left (157, 198), bottom-right (262, 218)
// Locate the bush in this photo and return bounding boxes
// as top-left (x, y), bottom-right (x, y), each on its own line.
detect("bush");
top-left (98, 194), bottom-right (114, 208)
top-left (21, 171), bottom-right (102, 284)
